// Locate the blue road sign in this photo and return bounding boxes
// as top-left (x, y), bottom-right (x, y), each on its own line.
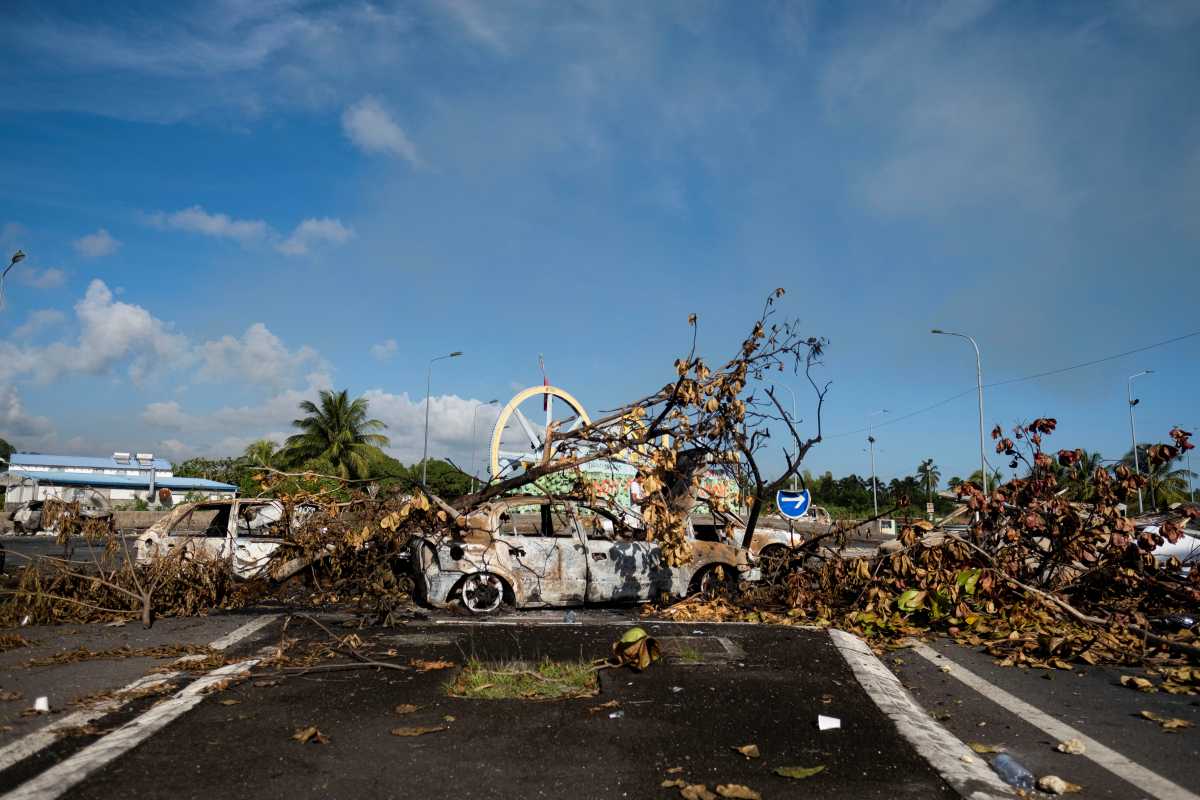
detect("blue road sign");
top-left (777, 489), bottom-right (811, 520)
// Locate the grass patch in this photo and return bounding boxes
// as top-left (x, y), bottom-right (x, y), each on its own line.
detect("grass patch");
top-left (446, 658), bottom-right (599, 701)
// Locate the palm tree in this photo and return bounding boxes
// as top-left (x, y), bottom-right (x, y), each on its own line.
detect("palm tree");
top-left (282, 390), bottom-right (390, 480)
top-left (242, 439), bottom-right (279, 469)
top-left (916, 459), bottom-right (941, 503)
top-left (1063, 451), bottom-right (1104, 502)
top-left (1119, 446), bottom-right (1195, 510)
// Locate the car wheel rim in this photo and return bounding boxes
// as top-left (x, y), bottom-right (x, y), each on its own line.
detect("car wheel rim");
top-left (462, 573), bottom-right (503, 613)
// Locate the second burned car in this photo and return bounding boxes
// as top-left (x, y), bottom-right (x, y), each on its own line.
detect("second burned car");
top-left (412, 495), bottom-right (761, 613)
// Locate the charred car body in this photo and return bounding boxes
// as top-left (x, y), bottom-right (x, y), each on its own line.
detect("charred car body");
top-left (135, 498), bottom-right (318, 580)
top-left (412, 496), bottom-right (761, 613)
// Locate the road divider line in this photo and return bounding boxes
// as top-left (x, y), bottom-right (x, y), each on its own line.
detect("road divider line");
top-left (911, 642), bottom-right (1200, 800)
top-left (0, 614), bottom-right (277, 777)
top-left (829, 629), bottom-right (1014, 800)
top-left (208, 613), bottom-right (279, 651)
top-left (3, 658), bottom-right (260, 800)
top-left (0, 673), bottom-right (178, 774)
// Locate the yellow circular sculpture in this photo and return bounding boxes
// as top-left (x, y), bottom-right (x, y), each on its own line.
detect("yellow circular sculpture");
top-left (489, 385), bottom-right (592, 479)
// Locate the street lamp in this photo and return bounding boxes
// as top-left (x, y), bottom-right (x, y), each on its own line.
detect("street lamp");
top-left (1, 250), bottom-right (26, 310)
top-left (773, 384), bottom-right (799, 491)
top-left (1127, 370), bottom-right (1152, 514)
top-left (932, 329), bottom-right (988, 495)
top-left (470, 399), bottom-right (499, 493)
top-left (867, 409), bottom-right (888, 518)
top-left (422, 351), bottom-right (463, 485)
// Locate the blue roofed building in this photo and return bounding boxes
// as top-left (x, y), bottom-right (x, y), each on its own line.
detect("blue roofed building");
top-left (2, 452), bottom-right (237, 509)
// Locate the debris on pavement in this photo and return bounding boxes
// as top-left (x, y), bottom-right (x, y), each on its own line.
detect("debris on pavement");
top-left (32, 696), bottom-right (49, 713)
top-left (1037, 775), bottom-right (1083, 794)
top-left (968, 742), bottom-right (1004, 754)
top-left (992, 753), bottom-right (1035, 790)
top-left (389, 725), bottom-right (447, 737)
top-left (1139, 710), bottom-right (1194, 731)
top-left (715, 785), bottom-right (761, 799)
top-left (731, 743), bottom-right (760, 759)
top-left (1055, 738), bottom-right (1086, 754)
top-left (817, 714), bottom-right (840, 731)
top-left (394, 704), bottom-right (419, 715)
top-left (679, 785), bottom-right (717, 800)
top-left (292, 726), bottom-right (329, 744)
top-left (610, 627), bottom-right (661, 671)
top-left (773, 765), bottom-right (825, 779)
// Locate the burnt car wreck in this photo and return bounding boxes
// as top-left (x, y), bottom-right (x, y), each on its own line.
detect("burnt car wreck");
top-left (412, 496), bottom-right (761, 613)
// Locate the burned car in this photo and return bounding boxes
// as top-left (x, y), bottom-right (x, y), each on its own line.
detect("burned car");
top-left (135, 498), bottom-right (318, 580)
top-left (412, 496), bottom-right (761, 614)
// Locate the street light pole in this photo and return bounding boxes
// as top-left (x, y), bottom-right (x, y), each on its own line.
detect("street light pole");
top-left (867, 409), bottom-right (888, 518)
top-left (774, 384), bottom-right (799, 491)
top-left (932, 329), bottom-right (988, 495)
top-left (422, 351), bottom-right (463, 485)
top-left (470, 399), bottom-right (499, 493)
top-left (1126, 370), bottom-right (1152, 513)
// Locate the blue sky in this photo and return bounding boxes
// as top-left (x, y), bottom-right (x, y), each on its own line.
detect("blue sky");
top-left (0, 0), bottom-right (1198, 487)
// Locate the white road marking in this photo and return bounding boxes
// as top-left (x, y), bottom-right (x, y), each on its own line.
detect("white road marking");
top-left (3, 658), bottom-right (260, 800)
top-left (911, 643), bottom-right (1200, 800)
top-left (0, 614), bottom-right (277, 777)
top-left (207, 614), bottom-right (279, 651)
top-left (0, 673), bottom-right (178, 774)
top-left (829, 629), bottom-right (1014, 800)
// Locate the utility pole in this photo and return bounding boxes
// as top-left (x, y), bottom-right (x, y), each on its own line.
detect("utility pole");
top-left (867, 409), bottom-right (888, 518)
top-left (1127, 370), bottom-right (1152, 514)
top-left (931, 329), bottom-right (987, 495)
top-left (422, 351), bottom-right (463, 485)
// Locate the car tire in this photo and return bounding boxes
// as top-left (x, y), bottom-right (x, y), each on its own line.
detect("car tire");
top-left (694, 564), bottom-right (737, 600)
top-left (460, 572), bottom-right (507, 614)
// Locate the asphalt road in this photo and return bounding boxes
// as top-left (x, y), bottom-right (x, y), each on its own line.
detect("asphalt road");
top-left (0, 536), bottom-right (134, 570)
top-left (0, 614), bottom-right (956, 800)
top-left (891, 637), bottom-right (1200, 799)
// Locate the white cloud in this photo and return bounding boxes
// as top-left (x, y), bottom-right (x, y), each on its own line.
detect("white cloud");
top-left (276, 218), bottom-right (354, 255)
top-left (12, 309), bottom-right (66, 339)
top-left (342, 97), bottom-right (422, 165)
top-left (196, 322), bottom-right (320, 388)
top-left (440, 0), bottom-right (509, 54)
top-left (141, 400), bottom-right (196, 431)
top-left (362, 389), bottom-right (499, 467)
top-left (18, 266), bottom-right (67, 289)
top-left (0, 384), bottom-right (55, 441)
top-left (74, 228), bottom-right (120, 258)
top-left (147, 205), bottom-right (270, 243)
top-left (146, 206), bottom-right (352, 257)
top-left (370, 338), bottom-right (398, 361)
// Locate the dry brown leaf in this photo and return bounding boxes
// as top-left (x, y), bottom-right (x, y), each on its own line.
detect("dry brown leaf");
top-left (666, 766), bottom-right (684, 774)
top-left (588, 700), bottom-right (621, 714)
top-left (680, 785), bottom-right (717, 800)
top-left (1120, 675), bottom-right (1156, 692)
top-left (410, 659), bottom-right (456, 671)
top-left (0, 691), bottom-right (23, 702)
top-left (390, 725), bottom-right (448, 737)
top-left (662, 779), bottom-right (687, 788)
top-left (968, 742), bottom-right (1004, 754)
top-left (394, 704), bottom-right (419, 715)
top-left (1055, 738), bottom-right (1085, 754)
top-left (1037, 775), bottom-right (1083, 794)
top-left (716, 785), bottom-right (761, 800)
top-left (731, 743), bottom-right (760, 759)
top-left (218, 699), bottom-right (241, 706)
top-left (1139, 710), bottom-right (1194, 731)
top-left (292, 726), bottom-right (329, 744)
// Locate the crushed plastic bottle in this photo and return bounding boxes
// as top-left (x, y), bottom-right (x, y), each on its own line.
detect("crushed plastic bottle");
top-left (563, 610), bottom-right (577, 624)
top-left (991, 754), bottom-right (1034, 790)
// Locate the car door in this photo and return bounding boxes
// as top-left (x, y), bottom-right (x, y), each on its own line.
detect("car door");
top-left (583, 529), bottom-right (674, 603)
top-left (497, 503), bottom-right (588, 606)
top-left (166, 504), bottom-right (233, 564)
top-left (232, 500), bottom-right (286, 579)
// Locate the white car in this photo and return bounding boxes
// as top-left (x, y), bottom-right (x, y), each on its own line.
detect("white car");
top-left (136, 498), bottom-right (316, 579)
top-left (1141, 522), bottom-right (1200, 575)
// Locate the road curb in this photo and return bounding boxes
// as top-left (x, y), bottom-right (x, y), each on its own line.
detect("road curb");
top-left (828, 629), bottom-right (1015, 800)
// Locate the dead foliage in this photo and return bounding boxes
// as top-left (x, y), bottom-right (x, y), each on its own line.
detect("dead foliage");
top-left (0, 633), bottom-right (33, 652)
top-left (25, 643), bottom-right (215, 669)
